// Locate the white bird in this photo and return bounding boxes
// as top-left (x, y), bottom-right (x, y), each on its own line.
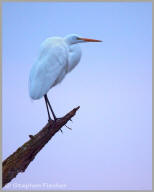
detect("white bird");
top-left (29, 34), bottom-right (102, 121)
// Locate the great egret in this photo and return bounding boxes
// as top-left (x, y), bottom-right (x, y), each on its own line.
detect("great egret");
top-left (29, 34), bottom-right (102, 121)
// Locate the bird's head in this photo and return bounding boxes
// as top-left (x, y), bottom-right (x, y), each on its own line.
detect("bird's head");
top-left (64, 34), bottom-right (102, 45)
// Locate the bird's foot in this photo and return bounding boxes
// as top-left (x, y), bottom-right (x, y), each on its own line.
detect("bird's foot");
top-left (65, 125), bottom-right (72, 130)
top-left (59, 124), bottom-right (72, 133)
top-left (69, 118), bottom-right (73, 122)
top-left (48, 118), bottom-right (52, 123)
top-left (51, 117), bottom-right (63, 133)
top-left (53, 117), bottom-right (63, 122)
top-left (60, 128), bottom-right (63, 133)
top-left (47, 117), bottom-right (63, 133)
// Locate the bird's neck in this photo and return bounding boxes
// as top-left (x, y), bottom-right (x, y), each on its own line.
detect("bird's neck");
top-left (67, 45), bottom-right (81, 72)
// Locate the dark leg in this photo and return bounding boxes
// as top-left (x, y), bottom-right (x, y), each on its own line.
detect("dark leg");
top-left (44, 94), bottom-right (57, 121)
top-left (44, 94), bottom-right (63, 133)
top-left (44, 96), bottom-right (51, 121)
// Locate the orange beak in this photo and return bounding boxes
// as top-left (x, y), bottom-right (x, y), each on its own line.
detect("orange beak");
top-left (78, 37), bottom-right (102, 42)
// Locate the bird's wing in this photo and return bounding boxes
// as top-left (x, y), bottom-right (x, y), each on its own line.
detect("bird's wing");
top-left (29, 38), bottom-right (68, 100)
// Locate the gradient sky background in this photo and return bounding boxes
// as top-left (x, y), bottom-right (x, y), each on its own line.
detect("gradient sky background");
top-left (2, 2), bottom-right (152, 190)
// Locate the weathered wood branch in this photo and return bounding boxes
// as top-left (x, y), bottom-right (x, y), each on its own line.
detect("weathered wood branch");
top-left (2, 106), bottom-right (80, 187)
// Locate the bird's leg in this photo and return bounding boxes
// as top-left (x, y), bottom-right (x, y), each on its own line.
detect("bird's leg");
top-left (44, 95), bottom-right (63, 133)
top-left (45, 94), bottom-right (57, 121)
top-left (44, 96), bottom-right (52, 122)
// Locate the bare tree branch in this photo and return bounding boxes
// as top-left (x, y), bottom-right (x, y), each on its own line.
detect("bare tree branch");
top-left (2, 106), bottom-right (80, 187)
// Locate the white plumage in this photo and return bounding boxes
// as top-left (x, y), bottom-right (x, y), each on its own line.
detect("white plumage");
top-left (29, 34), bottom-right (102, 120)
top-left (29, 35), bottom-right (82, 100)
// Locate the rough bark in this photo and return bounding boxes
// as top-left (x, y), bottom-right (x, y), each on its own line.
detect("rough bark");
top-left (2, 106), bottom-right (80, 187)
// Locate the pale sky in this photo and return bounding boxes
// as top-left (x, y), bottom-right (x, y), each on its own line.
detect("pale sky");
top-left (2, 2), bottom-right (152, 190)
